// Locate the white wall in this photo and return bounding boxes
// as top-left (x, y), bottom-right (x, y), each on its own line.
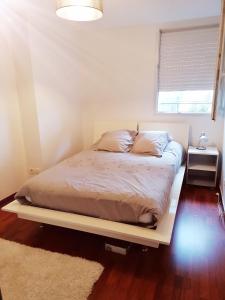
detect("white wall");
top-left (6, 0), bottom-right (84, 170)
top-left (15, 14), bottom-right (222, 155)
top-left (0, 0), bottom-right (85, 199)
top-left (80, 21), bottom-right (223, 149)
top-left (0, 0), bottom-right (222, 201)
top-left (0, 23), bottom-right (27, 200)
top-left (27, 21), bottom-right (84, 168)
top-left (9, 21), bottom-right (43, 174)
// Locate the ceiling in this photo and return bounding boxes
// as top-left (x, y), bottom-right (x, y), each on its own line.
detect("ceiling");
top-left (96, 0), bottom-right (220, 26)
top-left (4, 0), bottom-right (221, 28)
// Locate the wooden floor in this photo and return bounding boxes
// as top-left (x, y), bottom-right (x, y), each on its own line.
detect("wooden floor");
top-left (0, 185), bottom-right (225, 300)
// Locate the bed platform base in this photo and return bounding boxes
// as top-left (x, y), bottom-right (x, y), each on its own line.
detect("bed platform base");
top-left (2, 166), bottom-right (185, 248)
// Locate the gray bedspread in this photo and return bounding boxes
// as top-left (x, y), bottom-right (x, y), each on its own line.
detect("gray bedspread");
top-left (15, 142), bottom-right (183, 226)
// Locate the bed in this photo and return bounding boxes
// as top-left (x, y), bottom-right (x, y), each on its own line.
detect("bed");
top-left (2, 121), bottom-right (189, 248)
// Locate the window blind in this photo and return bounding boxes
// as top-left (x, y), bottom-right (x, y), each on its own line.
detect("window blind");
top-left (159, 26), bottom-right (219, 92)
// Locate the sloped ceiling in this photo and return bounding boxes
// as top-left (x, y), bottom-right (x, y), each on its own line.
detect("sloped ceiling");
top-left (100, 0), bottom-right (220, 26)
top-left (5, 0), bottom-right (221, 28)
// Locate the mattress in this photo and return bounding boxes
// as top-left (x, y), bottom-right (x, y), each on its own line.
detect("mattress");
top-left (15, 141), bottom-right (184, 227)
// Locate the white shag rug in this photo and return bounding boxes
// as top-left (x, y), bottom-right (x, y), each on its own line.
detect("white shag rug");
top-left (0, 238), bottom-right (103, 300)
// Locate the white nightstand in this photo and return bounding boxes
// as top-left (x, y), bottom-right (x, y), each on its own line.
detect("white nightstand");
top-left (186, 146), bottom-right (219, 187)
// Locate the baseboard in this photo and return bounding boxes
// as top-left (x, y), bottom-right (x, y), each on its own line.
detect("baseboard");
top-left (0, 194), bottom-right (15, 209)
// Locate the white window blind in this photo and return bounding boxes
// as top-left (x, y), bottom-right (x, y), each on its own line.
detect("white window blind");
top-left (158, 26), bottom-right (219, 114)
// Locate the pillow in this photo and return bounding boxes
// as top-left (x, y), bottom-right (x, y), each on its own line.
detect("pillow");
top-left (164, 141), bottom-right (185, 166)
top-left (131, 131), bottom-right (170, 156)
top-left (96, 130), bottom-right (137, 152)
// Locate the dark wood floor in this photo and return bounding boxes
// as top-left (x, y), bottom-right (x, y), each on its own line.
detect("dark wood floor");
top-left (0, 185), bottom-right (225, 300)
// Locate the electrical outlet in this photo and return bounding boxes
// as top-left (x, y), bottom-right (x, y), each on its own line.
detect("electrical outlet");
top-left (29, 168), bottom-right (40, 175)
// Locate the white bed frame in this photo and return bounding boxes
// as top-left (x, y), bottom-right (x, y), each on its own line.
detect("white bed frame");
top-left (2, 122), bottom-right (189, 248)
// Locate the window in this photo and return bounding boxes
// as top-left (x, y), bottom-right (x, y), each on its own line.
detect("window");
top-left (157, 26), bottom-right (219, 114)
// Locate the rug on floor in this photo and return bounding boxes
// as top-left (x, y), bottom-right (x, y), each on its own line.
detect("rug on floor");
top-left (0, 238), bottom-right (103, 300)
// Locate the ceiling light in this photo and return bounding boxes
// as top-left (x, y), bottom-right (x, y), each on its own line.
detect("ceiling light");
top-left (56, 0), bottom-right (103, 22)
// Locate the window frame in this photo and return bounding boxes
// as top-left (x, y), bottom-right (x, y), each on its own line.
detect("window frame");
top-left (155, 25), bottom-right (218, 116)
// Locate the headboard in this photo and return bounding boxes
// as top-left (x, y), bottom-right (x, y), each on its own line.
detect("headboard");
top-left (92, 121), bottom-right (189, 149)
top-left (93, 121), bottom-right (137, 143)
top-left (139, 122), bottom-right (190, 149)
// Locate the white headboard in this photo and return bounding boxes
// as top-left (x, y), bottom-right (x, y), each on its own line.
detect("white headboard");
top-left (93, 121), bottom-right (137, 143)
top-left (139, 122), bottom-right (190, 149)
top-left (92, 121), bottom-right (189, 149)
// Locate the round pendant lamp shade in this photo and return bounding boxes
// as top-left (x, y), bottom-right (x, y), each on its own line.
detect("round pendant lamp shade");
top-left (56, 0), bottom-right (103, 21)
